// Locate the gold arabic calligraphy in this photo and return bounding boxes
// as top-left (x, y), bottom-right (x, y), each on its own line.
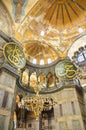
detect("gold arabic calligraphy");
top-left (4, 44), bottom-right (26, 68)
top-left (57, 64), bottom-right (77, 79)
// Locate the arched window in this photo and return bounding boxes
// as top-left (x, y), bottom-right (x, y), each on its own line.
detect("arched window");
top-left (72, 46), bottom-right (86, 65)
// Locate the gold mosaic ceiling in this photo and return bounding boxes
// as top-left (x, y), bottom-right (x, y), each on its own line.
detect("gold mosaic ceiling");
top-left (24, 41), bottom-right (59, 65)
top-left (0, 0), bottom-right (86, 65)
top-left (27, 0), bottom-right (86, 29)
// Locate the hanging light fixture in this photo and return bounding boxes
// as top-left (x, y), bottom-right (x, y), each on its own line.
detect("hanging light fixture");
top-left (18, 81), bottom-right (57, 118)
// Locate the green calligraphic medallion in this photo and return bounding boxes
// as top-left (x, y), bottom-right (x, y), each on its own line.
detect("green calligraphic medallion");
top-left (3, 42), bottom-right (26, 69)
top-left (55, 60), bottom-right (77, 80)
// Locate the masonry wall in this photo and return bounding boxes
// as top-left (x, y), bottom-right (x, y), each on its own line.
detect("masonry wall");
top-left (53, 87), bottom-right (86, 130)
top-left (0, 71), bottom-right (16, 130)
top-left (15, 86), bottom-right (86, 130)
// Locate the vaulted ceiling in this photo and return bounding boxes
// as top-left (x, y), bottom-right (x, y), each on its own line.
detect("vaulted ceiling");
top-left (0, 0), bottom-right (86, 65)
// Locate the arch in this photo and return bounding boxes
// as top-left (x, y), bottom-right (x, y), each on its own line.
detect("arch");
top-left (38, 73), bottom-right (46, 88)
top-left (30, 72), bottom-right (37, 88)
top-left (47, 72), bottom-right (54, 88)
top-left (0, 0), bottom-right (14, 35)
top-left (68, 34), bottom-right (86, 59)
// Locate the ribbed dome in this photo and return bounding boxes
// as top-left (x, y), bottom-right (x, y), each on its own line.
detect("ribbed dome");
top-left (17, 0), bottom-right (86, 59)
top-left (23, 40), bottom-right (58, 65)
top-left (28, 0), bottom-right (86, 30)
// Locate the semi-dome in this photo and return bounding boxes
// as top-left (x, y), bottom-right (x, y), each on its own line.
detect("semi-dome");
top-left (23, 40), bottom-right (59, 66)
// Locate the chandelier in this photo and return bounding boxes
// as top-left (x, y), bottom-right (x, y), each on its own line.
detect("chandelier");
top-left (18, 78), bottom-right (58, 118)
